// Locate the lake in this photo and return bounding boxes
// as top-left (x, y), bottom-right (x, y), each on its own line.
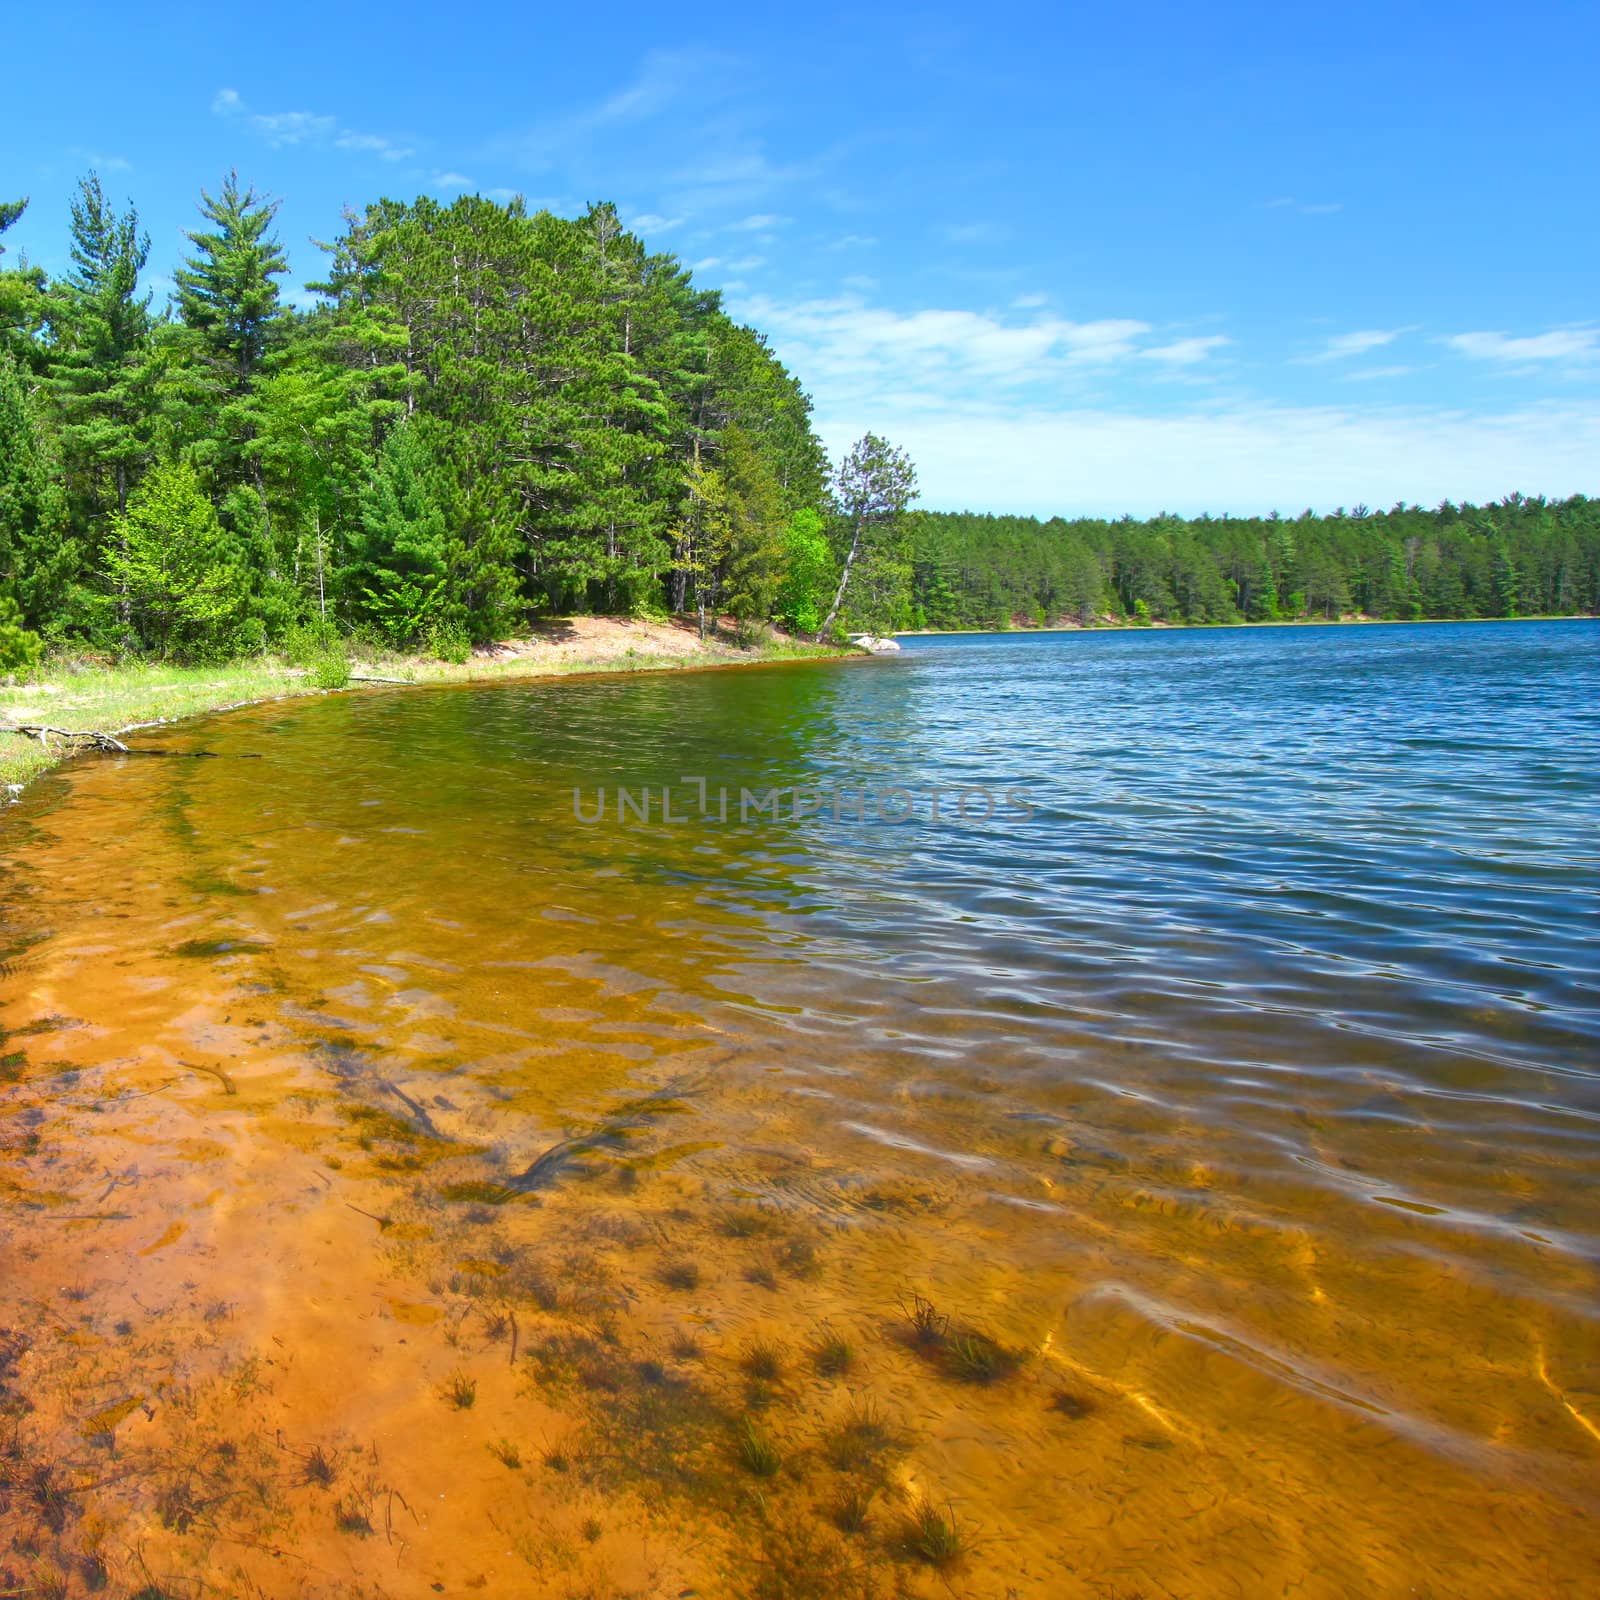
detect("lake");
top-left (1, 619), bottom-right (1596, 1598)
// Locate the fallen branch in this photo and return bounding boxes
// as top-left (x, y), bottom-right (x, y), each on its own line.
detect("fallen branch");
top-left (349, 674), bottom-right (411, 685)
top-left (7, 723), bottom-right (130, 753)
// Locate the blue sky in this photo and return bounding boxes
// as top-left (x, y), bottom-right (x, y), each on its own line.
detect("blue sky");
top-left (8, 1), bottom-right (1598, 516)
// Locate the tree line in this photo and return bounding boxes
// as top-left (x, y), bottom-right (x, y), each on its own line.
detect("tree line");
top-left (906, 497), bottom-right (1600, 631)
top-left (0, 174), bottom-right (918, 671)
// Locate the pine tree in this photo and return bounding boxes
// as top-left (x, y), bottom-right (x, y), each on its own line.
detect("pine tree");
top-left (344, 420), bottom-right (450, 645)
top-left (46, 173), bottom-right (153, 532)
top-left (175, 172), bottom-right (288, 392)
top-left (111, 461), bottom-right (247, 660)
top-left (0, 350), bottom-right (73, 630)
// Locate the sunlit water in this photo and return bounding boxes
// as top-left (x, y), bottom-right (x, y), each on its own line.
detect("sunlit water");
top-left (1, 620), bottom-right (1596, 1598)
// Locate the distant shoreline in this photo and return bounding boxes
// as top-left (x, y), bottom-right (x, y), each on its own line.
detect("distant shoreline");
top-left (897, 614), bottom-right (1596, 638)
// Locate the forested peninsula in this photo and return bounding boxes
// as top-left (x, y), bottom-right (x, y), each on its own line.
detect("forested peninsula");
top-left (906, 499), bottom-right (1600, 632)
top-left (2, 173), bottom-right (1595, 690)
top-left (0, 175), bottom-right (902, 677)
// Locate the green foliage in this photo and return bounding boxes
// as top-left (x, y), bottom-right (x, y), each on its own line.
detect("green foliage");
top-left (346, 420), bottom-right (450, 646)
top-left (0, 592), bottom-right (43, 674)
top-left (175, 170), bottom-right (287, 392)
top-left (820, 433), bottom-right (918, 637)
top-left (905, 500), bottom-right (1600, 629)
top-left (0, 351), bottom-right (73, 627)
top-left (111, 461), bottom-right (247, 661)
top-left (775, 507), bottom-right (836, 635)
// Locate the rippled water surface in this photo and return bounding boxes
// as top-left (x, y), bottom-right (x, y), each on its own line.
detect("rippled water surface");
top-left (2, 620), bottom-right (1597, 1598)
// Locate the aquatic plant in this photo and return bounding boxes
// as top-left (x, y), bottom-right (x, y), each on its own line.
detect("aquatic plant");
top-left (441, 1371), bottom-right (477, 1409)
top-left (946, 1330), bottom-right (1018, 1384)
top-left (830, 1485), bottom-right (874, 1533)
top-left (900, 1497), bottom-right (966, 1566)
top-left (899, 1291), bottom-right (948, 1346)
top-left (822, 1399), bottom-right (897, 1475)
top-left (488, 1438), bottom-right (522, 1469)
top-left (809, 1327), bottom-right (854, 1377)
top-left (659, 1258), bottom-right (701, 1291)
top-left (736, 1417), bottom-right (782, 1477)
top-left (1048, 1388), bottom-right (1097, 1419)
top-left (740, 1340), bottom-right (785, 1382)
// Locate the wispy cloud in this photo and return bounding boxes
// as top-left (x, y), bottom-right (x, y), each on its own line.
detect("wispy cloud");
top-left (493, 50), bottom-right (733, 173)
top-left (67, 147), bottom-right (132, 174)
top-left (212, 88), bottom-right (416, 162)
top-left (813, 402), bottom-right (1600, 519)
top-left (1443, 327), bottom-right (1600, 364)
top-left (1141, 335), bottom-right (1231, 366)
top-left (627, 212), bottom-right (683, 235)
top-left (941, 221), bottom-right (1004, 244)
top-left (429, 171), bottom-right (477, 191)
top-left (1345, 365), bottom-right (1415, 382)
top-left (1264, 197), bottom-right (1344, 216)
top-left (727, 212), bottom-right (789, 232)
top-left (826, 233), bottom-right (879, 251)
top-left (1298, 328), bottom-right (1406, 364)
top-left (728, 293), bottom-right (1231, 419)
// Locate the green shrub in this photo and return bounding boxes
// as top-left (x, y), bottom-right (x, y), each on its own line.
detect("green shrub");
top-left (0, 593), bottom-right (43, 675)
top-left (427, 619), bottom-right (471, 664)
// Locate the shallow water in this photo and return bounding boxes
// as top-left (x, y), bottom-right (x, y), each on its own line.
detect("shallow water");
top-left (1, 620), bottom-right (1597, 1598)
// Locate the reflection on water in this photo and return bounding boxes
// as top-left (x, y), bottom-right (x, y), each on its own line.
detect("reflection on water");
top-left (1, 621), bottom-right (1597, 1597)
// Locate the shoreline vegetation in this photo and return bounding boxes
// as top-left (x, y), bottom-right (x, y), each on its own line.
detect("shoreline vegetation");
top-left (897, 611), bottom-right (1595, 636)
top-left (0, 617), bottom-right (849, 793)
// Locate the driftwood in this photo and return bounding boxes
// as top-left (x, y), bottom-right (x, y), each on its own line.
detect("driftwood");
top-left (349, 674), bottom-right (411, 685)
top-left (8, 723), bottom-right (131, 752)
top-left (3, 724), bottom-right (260, 760)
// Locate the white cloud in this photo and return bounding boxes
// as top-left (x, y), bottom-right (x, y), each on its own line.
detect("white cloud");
top-left (941, 221), bottom-right (1002, 244)
top-left (1011, 293), bottom-right (1049, 310)
top-left (826, 233), bottom-right (879, 251)
top-left (68, 148), bottom-right (132, 174)
top-left (1299, 328), bottom-right (1405, 364)
top-left (497, 50), bottom-right (734, 173)
top-left (628, 212), bottom-right (683, 234)
top-left (814, 403), bottom-right (1600, 518)
top-left (1345, 365), bottom-right (1415, 382)
top-left (429, 171), bottom-right (476, 190)
top-left (727, 212), bottom-right (789, 231)
top-left (731, 292), bottom-right (1228, 408)
top-left (1444, 327), bottom-right (1600, 364)
top-left (212, 87), bottom-right (416, 162)
top-left (692, 256), bottom-right (724, 272)
top-left (1141, 335), bottom-right (1230, 366)
top-left (1264, 197), bottom-right (1343, 216)
top-left (726, 254), bottom-right (766, 272)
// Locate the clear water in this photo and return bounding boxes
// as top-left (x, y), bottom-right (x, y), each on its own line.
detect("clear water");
top-left (2, 620), bottom-right (1596, 1597)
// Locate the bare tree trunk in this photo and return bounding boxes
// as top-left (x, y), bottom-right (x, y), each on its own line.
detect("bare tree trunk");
top-left (817, 515), bottom-right (866, 639)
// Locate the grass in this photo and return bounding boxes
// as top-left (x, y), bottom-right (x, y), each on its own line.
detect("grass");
top-left (441, 1371), bottom-right (477, 1410)
top-left (899, 1292), bottom-right (948, 1347)
top-left (900, 1497), bottom-right (967, 1567)
top-left (809, 1327), bottom-right (854, 1378)
top-left (895, 1291), bottom-right (1020, 1383)
top-left (658, 1258), bottom-right (701, 1292)
top-left (945, 1330), bottom-right (1019, 1384)
top-left (735, 1417), bottom-right (782, 1478)
top-left (1, 629), bottom-right (855, 793)
top-left (487, 1438), bottom-right (523, 1469)
top-left (740, 1340), bottom-right (785, 1382)
top-left (829, 1486), bottom-right (874, 1534)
